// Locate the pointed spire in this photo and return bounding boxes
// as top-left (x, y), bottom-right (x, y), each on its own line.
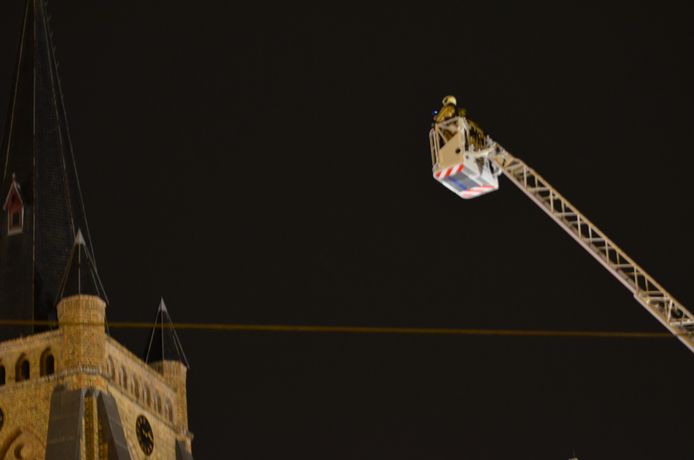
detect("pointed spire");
top-left (144, 298), bottom-right (190, 369)
top-left (56, 230), bottom-right (107, 302)
top-left (0, 0), bottom-right (97, 339)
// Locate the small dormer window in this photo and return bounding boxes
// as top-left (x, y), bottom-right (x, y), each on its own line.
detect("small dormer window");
top-left (9, 208), bottom-right (23, 234)
top-left (3, 174), bottom-right (24, 236)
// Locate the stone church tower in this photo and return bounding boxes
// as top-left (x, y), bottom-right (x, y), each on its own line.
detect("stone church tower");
top-left (0, 1), bottom-right (195, 458)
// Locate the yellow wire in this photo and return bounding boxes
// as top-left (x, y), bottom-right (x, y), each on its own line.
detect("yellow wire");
top-left (0, 319), bottom-right (677, 339)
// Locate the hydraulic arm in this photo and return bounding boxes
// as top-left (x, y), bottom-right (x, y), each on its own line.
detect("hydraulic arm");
top-left (430, 116), bottom-right (694, 354)
top-left (492, 147), bottom-right (694, 353)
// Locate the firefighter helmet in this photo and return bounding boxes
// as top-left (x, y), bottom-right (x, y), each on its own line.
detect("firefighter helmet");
top-left (442, 95), bottom-right (457, 106)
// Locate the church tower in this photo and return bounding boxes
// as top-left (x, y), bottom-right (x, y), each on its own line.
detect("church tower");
top-left (0, 0), bottom-right (93, 341)
top-left (0, 1), bottom-right (195, 459)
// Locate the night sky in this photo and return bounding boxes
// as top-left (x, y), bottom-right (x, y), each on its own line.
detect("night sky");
top-left (1, 2), bottom-right (694, 459)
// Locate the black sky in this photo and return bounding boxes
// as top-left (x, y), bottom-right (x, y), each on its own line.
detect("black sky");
top-left (1, 2), bottom-right (694, 459)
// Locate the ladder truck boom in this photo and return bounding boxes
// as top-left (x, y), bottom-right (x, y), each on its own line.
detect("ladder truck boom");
top-left (429, 115), bottom-right (694, 354)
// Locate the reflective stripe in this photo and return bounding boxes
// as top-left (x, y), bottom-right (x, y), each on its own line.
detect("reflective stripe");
top-left (433, 163), bottom-right (465, 179)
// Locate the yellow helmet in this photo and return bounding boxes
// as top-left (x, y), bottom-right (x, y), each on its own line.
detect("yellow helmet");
top-left (442, 95), bottom-right (457, 106)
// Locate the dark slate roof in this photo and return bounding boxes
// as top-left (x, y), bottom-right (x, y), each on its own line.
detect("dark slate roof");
top-left (46, 388), bottom-right (133, 460)
top-left (96, 392), bottom-right (132, 460)
top-left (176, 440), bottom-right (195, 460)
top-left (57, 230), bottom-right (106, 301)
top-left (0, 0), bottom-right (97, 339)
top-left (144, 299), bottom-right (190, 368)
top-left (45, 387), bottom-right (86, 460)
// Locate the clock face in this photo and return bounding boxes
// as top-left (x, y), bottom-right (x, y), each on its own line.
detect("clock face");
top-left (135, 415), bottom-right (154, 455)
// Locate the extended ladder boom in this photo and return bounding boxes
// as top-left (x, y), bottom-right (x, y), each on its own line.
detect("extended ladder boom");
top-left (490, 147), bottom-right (694, 353)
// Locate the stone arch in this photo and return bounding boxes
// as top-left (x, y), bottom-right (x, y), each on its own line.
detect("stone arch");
top-left (0, 428), bottom-right (45, 460)
top-left (105, 356), bottom-right (115, 381)
top-left (165, 399), bottom-right (173, 423)
top-left (120, 366), bottom-right (128, 389)
top-left (39, 348), bottom-right (55, 376)
top-left (144, 386), bottom-right (151, 407)
top-left (132, 377), bottom-right (140, 400)
top-left (14, 355), bottom-right (29, 382)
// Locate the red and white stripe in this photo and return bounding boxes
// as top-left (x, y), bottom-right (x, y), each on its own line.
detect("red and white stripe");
top-left (460, 185), bottom-right (496, 199)
top-left (434, 163), bottom-right (464, 180)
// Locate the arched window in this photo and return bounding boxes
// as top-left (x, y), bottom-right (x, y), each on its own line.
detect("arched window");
top-left (8, 207), bottom-right (23, 234)
top-left (144, 387), bottom-right (151, 407)
top-left (120, 367), bottom-right (128, 389)
top-left (15, 355), bottom-right (29, 382)
top-left (155, 394), bottom-right (162, 414)
top-left (165, 400), bottom-right (173, 422)
top-left (40, 349), bottom-right (55, 376)
top-left (106, 357), bottom-right (115, 381)
top-left (0, 364), bottom-right (5, 385)
top-left (133, 378), bottom-right (140, 400)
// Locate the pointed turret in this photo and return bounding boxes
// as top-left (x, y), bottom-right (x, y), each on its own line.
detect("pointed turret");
top-left (144, 299), bottom-right (190, 368)
top-left (0, 0), bottom-right (95, 339)
top-left (56, 230), bottom-right (106, 301)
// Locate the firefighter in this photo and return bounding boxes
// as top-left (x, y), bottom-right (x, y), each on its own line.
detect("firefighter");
top-left (433, 95), bottom-right (487, 149)
top-left (433, 95), bottom-right (466, 123)
top-left (467, 118), bottom-right (486, 150)
top-left (433, 95), bottom-right (467, 144)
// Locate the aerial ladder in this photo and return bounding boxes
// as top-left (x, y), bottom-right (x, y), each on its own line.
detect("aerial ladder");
top-left (429, 109), bottom-right (694, 354)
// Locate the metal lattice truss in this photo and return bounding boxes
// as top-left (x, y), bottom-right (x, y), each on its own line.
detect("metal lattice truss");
top-left (491, 147), bottom-right (694, 353)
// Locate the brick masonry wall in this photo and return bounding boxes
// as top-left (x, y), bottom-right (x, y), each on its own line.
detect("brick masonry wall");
top-left (0, 295), bottom-right (193, 459)
top-left (106, 339), bottom-right (192, 458)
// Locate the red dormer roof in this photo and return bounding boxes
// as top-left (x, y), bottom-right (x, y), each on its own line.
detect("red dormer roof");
top-left (2, 174), bottom-right (23, 210)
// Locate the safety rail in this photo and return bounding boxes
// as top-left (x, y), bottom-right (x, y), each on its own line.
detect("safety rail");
top-left (429, 117), bottom-right (471, 168)
top-left (490, 147), bottom-right (694, 354)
